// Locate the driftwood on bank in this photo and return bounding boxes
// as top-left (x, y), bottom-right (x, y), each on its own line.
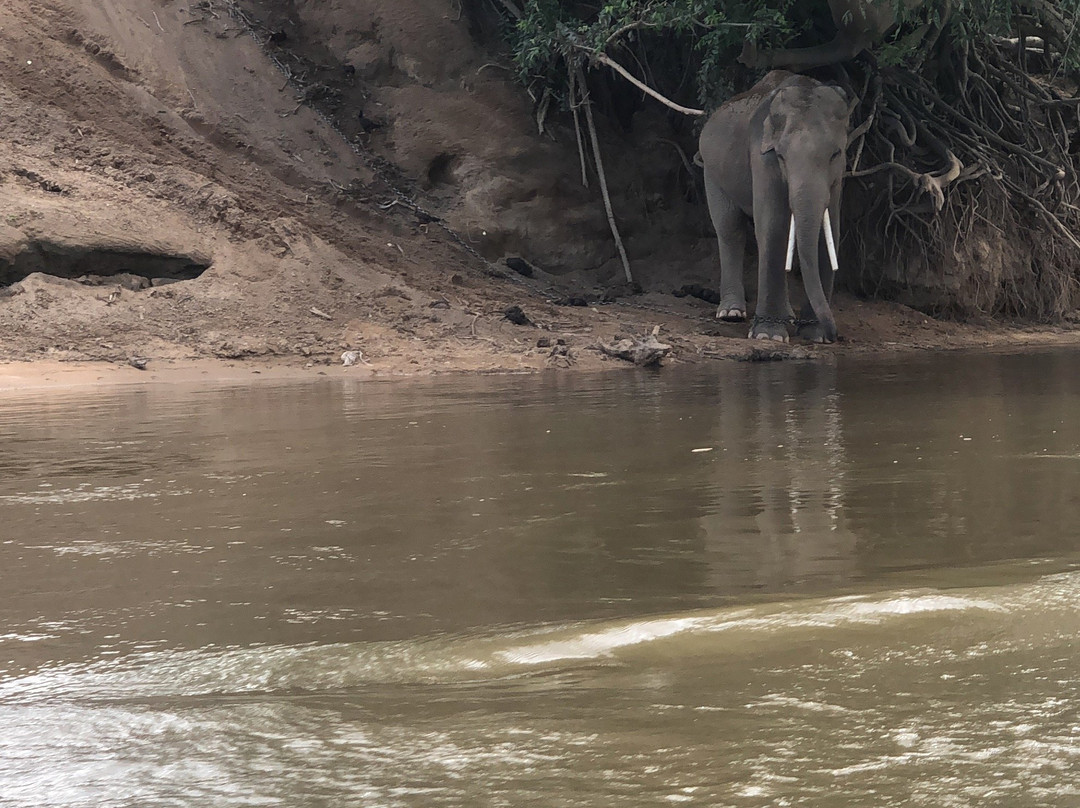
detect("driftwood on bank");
top-left (598, 333), bottom-right (672, 366)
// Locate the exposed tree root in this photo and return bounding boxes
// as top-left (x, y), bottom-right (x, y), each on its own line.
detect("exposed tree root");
top-left (842, 28), bottom-right (1080, 319)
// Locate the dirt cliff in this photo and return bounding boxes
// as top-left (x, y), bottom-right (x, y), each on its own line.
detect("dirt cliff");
top-left (0, 0), bottom-right (1076, 378)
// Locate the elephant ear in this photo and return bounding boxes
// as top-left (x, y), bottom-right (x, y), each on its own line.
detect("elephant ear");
top-left (760, 111), bottom-right (782, 155)
top-left (759, 86), bottom-right (787, 155)
top-left (823, 83), bottom-right (856, 116)
top-left (824, 83), bottom-right (849, 104)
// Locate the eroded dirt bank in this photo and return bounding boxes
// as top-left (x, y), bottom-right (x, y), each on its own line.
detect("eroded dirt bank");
top-left (0, 0), bottom-right (1078, 385)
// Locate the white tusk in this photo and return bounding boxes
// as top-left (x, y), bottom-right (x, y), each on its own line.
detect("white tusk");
top-left (784, 214), bottom-right (796, 272)
top-left (823, 208), bottom-right (839, 272)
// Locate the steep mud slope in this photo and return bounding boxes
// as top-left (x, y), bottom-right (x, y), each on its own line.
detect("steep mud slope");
top-left (0, 0), bottom-right (764, 371)
top-left (0, 0), bottom-right (654, 370)
top-left (227, 0), bottom-right (721, 288)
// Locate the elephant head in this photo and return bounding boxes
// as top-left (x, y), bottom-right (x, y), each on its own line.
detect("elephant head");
top-left (759, 80), bottom-right (850, 342)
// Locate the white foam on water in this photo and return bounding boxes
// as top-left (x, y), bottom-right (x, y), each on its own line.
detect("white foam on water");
top-left (498, 592), bottom-right (1005, 667)
top-left (495, 615), bottom-right (719, 666)
top-left (749, 694), bottom-right (855, 715)
top-left (3, 573), bottom-right (1075, 706)
top-left (0, 484), bottom-right (190, 505)
top-left (0, 633), bottom-right (56, 643)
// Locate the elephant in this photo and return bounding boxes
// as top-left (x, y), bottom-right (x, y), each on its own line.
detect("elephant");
top-left (697, 71), bottom-right (850, 343)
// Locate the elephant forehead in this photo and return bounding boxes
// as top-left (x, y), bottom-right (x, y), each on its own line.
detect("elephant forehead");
top-left (774, 85), bottom-right (848, 119)
top-left (773, 106), bottom-right (847, 132)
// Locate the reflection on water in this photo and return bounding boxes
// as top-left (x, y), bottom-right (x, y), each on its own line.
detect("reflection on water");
top-left (1, 351), bottom-right (1080, 806)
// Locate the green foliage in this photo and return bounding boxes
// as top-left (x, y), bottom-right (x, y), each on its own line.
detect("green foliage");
top-left (512, 1), bottom-right (798, 108)
top-left (507, 0), bottom-right (1080, 109)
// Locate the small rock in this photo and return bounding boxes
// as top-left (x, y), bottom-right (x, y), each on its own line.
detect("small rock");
top-left (374, 286), bottom-right (411, 300)
top-left (503, 305), bottom-right (532, 326)
top-left (116, 273), bottom-right (151, 292)
top-left (505, 257), bottom-right (534, 277)
top-left (128, 356), bottom-right (149, 370)
top-left (357, 113), bottom-right (383, 132)
top-left (675, 284), bottom-right (722, 305)
top-left (600, 281), bottom-right (642, 302)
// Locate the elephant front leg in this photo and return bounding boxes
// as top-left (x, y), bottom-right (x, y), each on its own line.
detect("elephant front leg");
top-left (749, 212), bottom-right (793, 342)
top-left (704, 175), bottom-right (748, 321)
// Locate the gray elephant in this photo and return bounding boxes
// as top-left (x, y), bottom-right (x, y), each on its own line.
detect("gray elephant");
top-left (698, 71), bottom-right (850, 343)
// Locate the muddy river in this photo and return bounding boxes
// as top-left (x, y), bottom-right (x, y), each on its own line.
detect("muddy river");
top-left (2, 352), bottom-right (1079, 806)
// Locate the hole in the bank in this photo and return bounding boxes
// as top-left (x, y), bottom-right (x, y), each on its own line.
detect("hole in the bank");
top-left (426, 152), bottom-right (458, 186)
top-left (0, 241), bottom-right (211, 289)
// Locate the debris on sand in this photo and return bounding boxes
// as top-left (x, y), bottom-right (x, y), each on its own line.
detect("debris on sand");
top-left (341, 350), bottom-right (370, 367)
top-left (128, 356), bottom-right (149, 370)
top-left (598, 334), bottom-right (671, 367)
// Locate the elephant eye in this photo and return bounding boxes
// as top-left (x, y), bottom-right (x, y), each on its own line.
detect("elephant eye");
top-left (831, 149), bottom-right (842, 161)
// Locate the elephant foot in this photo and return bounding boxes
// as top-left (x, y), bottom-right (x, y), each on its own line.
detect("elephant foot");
top-left (796, 320), bottom-right (837, 344)
top-left (715, 299), bottom-right (747, 322)
top-left (748, 316), bottom-right (790, 342)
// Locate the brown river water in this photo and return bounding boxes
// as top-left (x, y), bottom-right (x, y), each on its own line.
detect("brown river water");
top-left (1, 352), bottom-right (1080, 806)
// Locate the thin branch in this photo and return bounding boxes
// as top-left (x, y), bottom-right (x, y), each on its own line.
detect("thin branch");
top-left (568, 65), bottom-right (589, 189)
top-left (603, 20), bottom-right (659, 51)
top-left (658, 138), bottom-right (696, 180)
top-left (577, 66), bottom-right (633, 284)
top-left (588, 51), bottom-right (705, 117)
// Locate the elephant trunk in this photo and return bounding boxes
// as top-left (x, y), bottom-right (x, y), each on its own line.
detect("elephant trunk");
top-left (792, 204), bottom-right (837, 342)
